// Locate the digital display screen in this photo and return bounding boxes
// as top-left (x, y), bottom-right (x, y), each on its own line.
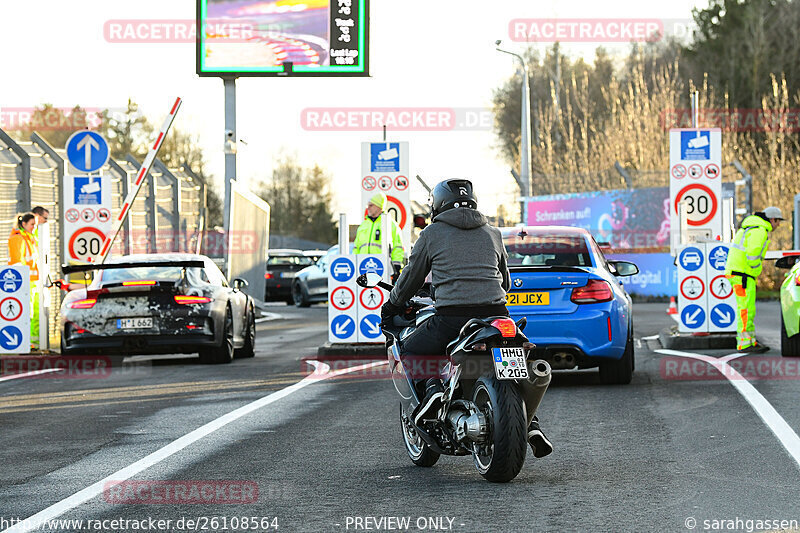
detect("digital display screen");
top-left (197, 0), bottom-right (369, 77)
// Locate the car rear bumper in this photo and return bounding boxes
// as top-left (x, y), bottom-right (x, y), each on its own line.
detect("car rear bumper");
top-left (265, 282), bottom-right (292, 300)
top-left (510, 307), bottom-right (626, 363)
top-left (63, 333), bottom-right (218, 356)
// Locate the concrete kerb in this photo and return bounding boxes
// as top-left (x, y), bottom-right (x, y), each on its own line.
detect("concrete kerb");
top-left (658, 326), bottom-right (737, 350)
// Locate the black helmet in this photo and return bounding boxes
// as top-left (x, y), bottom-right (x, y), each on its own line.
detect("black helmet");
top-left (429, 179), bottom-right (477, 218)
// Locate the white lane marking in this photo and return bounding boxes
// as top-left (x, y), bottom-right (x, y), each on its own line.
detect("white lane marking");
top-left (640, 335), bottom-right (660, 341)
top-left (255, 312), bottom-right (282, 323)
top-left (656, 349), bottom-right (800, 470)
top-left (3, 359), bottom-right (387, 533)
top-left (0, 368), bottom-right (62, 383)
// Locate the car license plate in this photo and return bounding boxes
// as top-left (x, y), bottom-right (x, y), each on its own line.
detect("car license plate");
top-left (507, 292), bottom-right (549, 306)
top-left (492, 347), bottom-right (529, 380)
top-left (117, 317), bottom-right (153, 329)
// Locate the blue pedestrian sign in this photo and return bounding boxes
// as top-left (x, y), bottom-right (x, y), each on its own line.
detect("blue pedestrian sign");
top-left (359, 256), bottom-right (384, 277)
top-left (359, 315), bottom-right (382, 339)
top-left (0, 269), bottom-right (23, 293)
top-left (330, 315), bottom-right (355, 339)
top-left (66, 131), bottom-right (109, 173)
top-left (0, 325), bottom-right (23, 351)
top-left (708, 245), bottom-right (728, 271)
top-left (679, 247), bottom-right (704, 271)
top-left (330, 257), bottom-right (355, 282)
top-left (710, 303), bottom-right (735, 328)
top-left (681, 304), bottom-right (706, 329)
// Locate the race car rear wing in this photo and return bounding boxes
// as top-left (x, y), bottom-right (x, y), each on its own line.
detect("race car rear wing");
top-left (61, 260), bottom-right (205, 275)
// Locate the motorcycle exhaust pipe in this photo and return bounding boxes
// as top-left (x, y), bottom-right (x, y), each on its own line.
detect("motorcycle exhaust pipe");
top-left (520, 359), bottom-right (551, 427)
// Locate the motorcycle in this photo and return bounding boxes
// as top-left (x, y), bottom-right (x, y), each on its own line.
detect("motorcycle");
top-left (356, 273), bottom-right (552, 483)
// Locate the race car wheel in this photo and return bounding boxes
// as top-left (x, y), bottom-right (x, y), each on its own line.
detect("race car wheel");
top-left (599, 332), bottom-right (634, 385)
top-left (200, 306), bottom-right (234, 364)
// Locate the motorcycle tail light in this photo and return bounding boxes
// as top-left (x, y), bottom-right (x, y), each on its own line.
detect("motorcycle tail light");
top-left (174, 295), bottom-right (212, 305)
top-left (491, 318), bottom-right (517, 338)
top-left (571, 279), bottom-right (613, 304)
top-left (68, 298), bottom-right (97, 309)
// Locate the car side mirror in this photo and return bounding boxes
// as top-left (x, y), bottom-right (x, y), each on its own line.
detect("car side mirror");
top-left (608, 260), bottom-right (639, 277)
top-left (775, 255), bottom-right (800, 269)
top-left (233, 278), bottom-right (249, 290)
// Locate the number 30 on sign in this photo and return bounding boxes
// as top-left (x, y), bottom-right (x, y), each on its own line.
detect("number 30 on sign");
top-left (674, 183), bottom-right (718, 226)
top-left (68, 227), bottom-right (106, 262)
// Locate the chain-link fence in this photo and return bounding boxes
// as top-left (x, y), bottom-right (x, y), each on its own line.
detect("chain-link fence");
top-left (0, 127), bottom-right (206, 349)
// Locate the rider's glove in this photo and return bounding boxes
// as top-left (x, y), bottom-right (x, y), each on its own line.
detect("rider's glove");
top-left (380, 299), bottom-right (402, 327)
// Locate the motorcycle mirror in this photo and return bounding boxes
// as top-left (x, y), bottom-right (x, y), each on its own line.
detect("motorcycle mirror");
top-left (356, 273), bottom-right (383, 288)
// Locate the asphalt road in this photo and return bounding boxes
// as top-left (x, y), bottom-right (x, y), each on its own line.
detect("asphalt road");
top-left (1, 301), bottom-right (800, 533)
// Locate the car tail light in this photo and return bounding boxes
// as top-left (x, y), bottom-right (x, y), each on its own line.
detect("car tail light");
top-left (571, 279), bottom-right (613, 304)
top-left (491, 318), bottom-right (517, 338)
top-left (122, 280), bottom-right (156, 286)
top-left (265, 272), bottom-right (273, 279)
top-left (174, 295), bottom-right (212, 305)
top-left (186, 324), bottom-right (201, 330)
top-left (795, 273), bottom-right (800, 286)
top-left (68, 298), bottom-right (97, 309)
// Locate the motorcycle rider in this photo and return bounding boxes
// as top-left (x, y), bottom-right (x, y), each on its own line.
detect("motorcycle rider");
top-left (380, 179), bottom-right (552, 458)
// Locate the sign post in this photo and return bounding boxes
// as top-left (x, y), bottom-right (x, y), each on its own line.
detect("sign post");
top-left (669, 128), bottom-right (722, 254)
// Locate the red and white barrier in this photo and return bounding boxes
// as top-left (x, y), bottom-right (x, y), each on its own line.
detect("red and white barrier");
top-left (96, 97), bottom-right (183, 264)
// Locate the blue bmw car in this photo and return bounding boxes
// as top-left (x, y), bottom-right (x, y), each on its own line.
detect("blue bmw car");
top-left (501, 226), bottom-right (639, 384)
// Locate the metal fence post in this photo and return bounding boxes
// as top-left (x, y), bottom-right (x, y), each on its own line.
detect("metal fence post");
top-left (126, 155), bottom-right (158, 253)
top-left (794, 193), bottom-right (800, 250)
top-left (108, 159), bottom-right (132, 256)
top-left (0, 129), bottom-right (31, 214)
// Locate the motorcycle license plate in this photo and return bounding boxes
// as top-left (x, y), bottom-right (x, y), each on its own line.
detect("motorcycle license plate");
top-left (117, 317), bottom-right (153, 329)
top-left (492, 347), bottom-right (529, 380)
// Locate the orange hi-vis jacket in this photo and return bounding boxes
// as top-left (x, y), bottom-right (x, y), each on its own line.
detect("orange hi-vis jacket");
top-left (8, 228), bottom-right (39, 281)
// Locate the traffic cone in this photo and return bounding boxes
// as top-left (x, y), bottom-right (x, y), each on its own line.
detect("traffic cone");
top-left (667, 296), bottom-right (678, 315)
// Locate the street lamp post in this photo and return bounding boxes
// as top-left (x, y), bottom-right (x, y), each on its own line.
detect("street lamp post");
top-left (496, 40), bottom-right (533, 225)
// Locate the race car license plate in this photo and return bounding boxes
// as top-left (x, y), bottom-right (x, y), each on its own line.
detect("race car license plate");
top-left (492, 347), bottom-right (529, 380)
top-left (117, 317), bottom-right (153, 329)
top-left (507, 292), bottom-right (549, 306)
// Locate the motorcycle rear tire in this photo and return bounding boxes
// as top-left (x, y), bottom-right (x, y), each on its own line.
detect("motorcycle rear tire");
top-left (472, 376), bottom-right (527, 482)
top-left (400, 403), bottom-right (440, 467)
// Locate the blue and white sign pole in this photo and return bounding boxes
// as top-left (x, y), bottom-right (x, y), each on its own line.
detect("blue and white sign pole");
top-left (328, 256), bottom-right (358, 343)
top-left (706, 243), bottom-right (736, 332)
top-left (0, 266), bottom-right (30, 354)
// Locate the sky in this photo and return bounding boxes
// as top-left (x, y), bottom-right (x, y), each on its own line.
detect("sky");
top-left (0, 0), bottom-right (707, 223)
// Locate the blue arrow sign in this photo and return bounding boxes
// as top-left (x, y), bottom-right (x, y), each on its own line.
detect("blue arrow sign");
top-left (708, 245), bottom-right (729, 271)
top-left (0, 325), bottom-right (23, 351)
top-left (360, 314), bottom-right (382, 339)
top-left (679, 246), bottom-right (704, 271)
top-left (0, 268), bottom-right (23, 293)
top-left (66, 131), bottom-right (109, 173)
top-left (359, 256), bottom-right (384, 277)
top-left (710, 303), bottom-right (735, 328)
top-left (681, 304), bottom-right (706, 329)
top-left (330, 315), bottom-right (355, 339)
top-left (330, 257), bottom-right (355, 282)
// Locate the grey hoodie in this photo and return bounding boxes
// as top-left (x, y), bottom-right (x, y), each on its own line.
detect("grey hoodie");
top-left (389, 208), bottom-right (510, 309)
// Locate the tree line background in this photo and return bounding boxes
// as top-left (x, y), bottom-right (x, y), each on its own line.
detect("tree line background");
top-left (491, 0), bottom-right (800, 288)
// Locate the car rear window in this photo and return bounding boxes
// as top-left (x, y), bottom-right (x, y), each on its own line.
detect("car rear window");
top-left (267, 256), bottom-right (313, 266)
top-left (504, 235), bottom-right (593, 267)
top-left (100, 266), bottom-right (187, 283)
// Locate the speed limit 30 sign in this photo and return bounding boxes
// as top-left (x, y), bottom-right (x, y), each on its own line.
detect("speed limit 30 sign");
top-left (669, 128), bottom-right (722, 252)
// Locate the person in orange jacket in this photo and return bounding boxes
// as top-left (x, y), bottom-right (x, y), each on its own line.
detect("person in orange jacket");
top-left (8, 213), bottom-right (39, 350)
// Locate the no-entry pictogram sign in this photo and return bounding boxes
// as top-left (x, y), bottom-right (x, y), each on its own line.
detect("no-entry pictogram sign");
top-left (704, 163), bottom-right (720, 179)
top-left (378, 176), bottom-right (392, 191)
top-left (0, 297), bottom-right (22, 321)
top-left (671, 164), bottom-right (686, 179)
top-left (65, 208), bottom-right (79, 223)
top-left (394, 175), bottom-right (409, 190)
top-left (674, 183), bottom-right (718, 226)
top-left (330, 286), bottom-right (355, 311)
top-left (362, 176), bottom-right (376, 191)
top-left (688, 164), bottom-right (703, 178)
top-left (680, 276), bottom-right (704, 300)
top-left (359, 287), bottom-right (384, 310)
top-left (709, 275), bottom-right (733, 299)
